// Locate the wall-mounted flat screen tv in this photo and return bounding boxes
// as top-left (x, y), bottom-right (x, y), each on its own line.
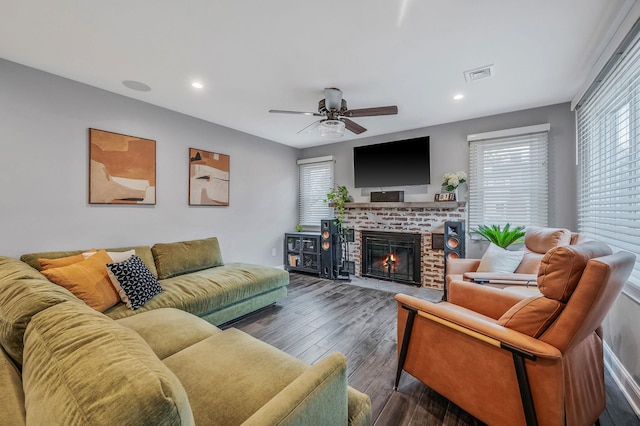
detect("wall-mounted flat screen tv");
top-left (353, 136), bottom-right (430, 188)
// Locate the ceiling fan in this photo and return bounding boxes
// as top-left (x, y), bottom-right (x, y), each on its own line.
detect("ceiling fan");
top-left (269, 88), bottom-right (398, 138)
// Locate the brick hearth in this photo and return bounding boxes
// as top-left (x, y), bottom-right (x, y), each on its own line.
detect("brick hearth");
top-left (340, 202), bottom-right (466, 289)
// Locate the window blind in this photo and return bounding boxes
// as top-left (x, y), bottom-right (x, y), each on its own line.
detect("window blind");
top-left (297, 157), bottom-right (334, 227)
top-left (468, 129), bottom-right (549, 234)
top-left (577, 28), bottom-right (640, 288)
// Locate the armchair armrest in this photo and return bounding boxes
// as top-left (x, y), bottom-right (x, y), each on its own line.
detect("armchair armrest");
top-left (395, 293), bottom-right (561, 359)
top-left (446, 258), bottom-right (481, 275)
top-left (447, 280), bottom-right (527, 319)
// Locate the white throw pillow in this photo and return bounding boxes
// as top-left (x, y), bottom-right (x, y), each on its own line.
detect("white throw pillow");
top-left (83, 249), bottom-right (136, 263)
top-left (476, 243), bottom-right (524, 273)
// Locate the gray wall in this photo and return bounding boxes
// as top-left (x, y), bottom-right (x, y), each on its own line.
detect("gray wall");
top-left (0, 59), bottom-right (298, 266)
top-left (301, 102), bottom-right (577, 258)
top-left (605, 293), bottom-right (640, 389)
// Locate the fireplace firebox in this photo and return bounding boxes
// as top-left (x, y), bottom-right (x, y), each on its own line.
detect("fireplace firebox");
top-left (361, 231), bottom-right (421, 285)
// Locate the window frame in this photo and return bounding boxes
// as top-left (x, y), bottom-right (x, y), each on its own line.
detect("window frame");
top-left (467, 124), bottom-right (550, 237)
top-left (297, 156), bottom-right (335, 228)
top-left (575, 30), bottom-right (640, 298)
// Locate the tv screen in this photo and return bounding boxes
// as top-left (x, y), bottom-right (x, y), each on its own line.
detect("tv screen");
top-left (353, 136), bottom-right (430, 188)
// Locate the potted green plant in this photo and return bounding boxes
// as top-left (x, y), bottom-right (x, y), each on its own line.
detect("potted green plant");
top-left (473, 223), bottom-right (525, 249)
top-left (295, 224), bottom-right (303, 232)
top-left (324, 185), bottom-right (351, 228)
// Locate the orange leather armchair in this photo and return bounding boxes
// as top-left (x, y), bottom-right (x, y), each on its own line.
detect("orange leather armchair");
top-left (395, 241), bottom-right (635, 425)
top-left (446, 226), bottom-right (586, 293)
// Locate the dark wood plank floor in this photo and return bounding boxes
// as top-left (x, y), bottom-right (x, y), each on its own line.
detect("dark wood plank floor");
top-left (224, 273), bottom-right (639, 425)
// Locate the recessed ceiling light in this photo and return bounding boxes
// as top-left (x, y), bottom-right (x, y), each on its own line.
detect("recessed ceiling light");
top-left (122, 80), bottom-right (151, 92)
top-left (453, 94), bottom-right (464, 100)
top-left (192, 82), bottom-right (204, 89)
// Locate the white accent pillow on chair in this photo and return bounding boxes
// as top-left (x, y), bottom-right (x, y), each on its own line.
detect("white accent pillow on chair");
top-left (477, 243), bottom-right (525, 273)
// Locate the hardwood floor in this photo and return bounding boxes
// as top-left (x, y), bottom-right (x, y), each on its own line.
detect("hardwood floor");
top-left (224, 273), bottom-right (639, 425)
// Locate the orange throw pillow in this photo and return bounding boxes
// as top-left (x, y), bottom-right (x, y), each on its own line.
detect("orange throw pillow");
top-left (39, 254), bottom-right (86, 271)
top-left (41, 250), bottom-right (120, 312)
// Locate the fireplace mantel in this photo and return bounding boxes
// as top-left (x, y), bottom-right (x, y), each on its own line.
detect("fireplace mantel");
top-left (339, 201), bottom-right (466, 209)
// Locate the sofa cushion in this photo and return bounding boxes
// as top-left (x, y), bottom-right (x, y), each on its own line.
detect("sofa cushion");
top-left (103, 263), bottom-right (288, 322)
top-left (524, 226), bottom-right (572, 254)
top-left (116, 308), bottom-right (221, 360)
top-left (538, 241), bottom-right (613, 302)
top-left (21, 245), bottom-right (158, 279)
top-left (22, 302), bottom-right (194, 425)
top-left (151, 237), bottom-right (224, 280)
top-left (106, 255), bottom-right (163, 310)
top-left (163, 328), bottom-right (312, 425)
top-left (0, 257), bottom-right (81, 365)
top-left (0, 346), bottom-right (25, 425)
top-left (38, 253), bottom-right (86, 270)
top-left (514, 251), bottom-right (545, 274)
top-left (497, 296), bottom-right (564, 337)
top-left (41, 250), bottom-right (120, 312)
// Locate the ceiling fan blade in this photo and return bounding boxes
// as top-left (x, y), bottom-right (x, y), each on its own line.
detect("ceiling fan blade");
top-left (343, 118), bottom-right (367, 135)
top-left (269, 109), bottom-right (323, 117)
top-left (324, 88), bottom-right (343, 110)
top-left (343, 105), bottom-right (398, 117)
top-left (297, 120), bottom-right (322, 134)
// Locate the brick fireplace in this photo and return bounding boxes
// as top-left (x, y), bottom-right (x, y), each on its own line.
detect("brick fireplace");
top-left (340, 201), bottom-right (466, 289)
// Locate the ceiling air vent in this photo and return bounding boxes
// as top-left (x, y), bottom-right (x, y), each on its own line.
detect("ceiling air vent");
top-left (464, 65), bottom-right (494, 83)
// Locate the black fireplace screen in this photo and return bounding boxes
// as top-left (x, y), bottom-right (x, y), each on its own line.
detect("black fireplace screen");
top-left (362, 231), bottom-right (421, 285)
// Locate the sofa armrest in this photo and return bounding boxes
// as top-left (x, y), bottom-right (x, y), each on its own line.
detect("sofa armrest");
top-left (446, 258), bottom-right (481, 275)
top-left (447, 280), bottom-right (527, 319)
top-left (241, 352), bottom-right (353, 426)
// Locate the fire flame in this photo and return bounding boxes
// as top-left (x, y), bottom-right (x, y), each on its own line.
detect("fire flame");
top-left (383, 253), bottom-right (398, 269)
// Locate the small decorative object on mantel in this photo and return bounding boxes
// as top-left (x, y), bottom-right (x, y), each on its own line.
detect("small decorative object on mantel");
top-left (435, 192), bottom-right (456, 202)
top-left (295, 224), bottom-right (303, 232)
top-left (442, 171), bottom-right (467, 201)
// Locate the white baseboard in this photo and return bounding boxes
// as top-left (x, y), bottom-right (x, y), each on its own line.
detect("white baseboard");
top-left (604, 342), bottom-right (640, 417)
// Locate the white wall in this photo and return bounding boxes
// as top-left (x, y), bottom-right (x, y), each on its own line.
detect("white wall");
top-left (301, 102), bottom-right (577, 258)
top-left (0, 59), bottom-right (298, 266)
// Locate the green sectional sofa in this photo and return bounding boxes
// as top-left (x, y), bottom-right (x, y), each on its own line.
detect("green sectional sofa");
top-left (0, 237), bottom-right (372, 425)
top-left (19, 237), bottom-right (289, 326)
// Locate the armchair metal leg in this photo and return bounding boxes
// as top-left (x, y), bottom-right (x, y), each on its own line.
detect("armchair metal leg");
top-left (511, 350), bottom-right (538, 426)
top-left (394, 306), bottom-right (417, 390)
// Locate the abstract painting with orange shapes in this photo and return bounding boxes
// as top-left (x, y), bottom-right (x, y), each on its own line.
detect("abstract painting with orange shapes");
top-left (189, 148), bottom-right (230, 206)
top-left (89, 129), bottom-right (156, 204)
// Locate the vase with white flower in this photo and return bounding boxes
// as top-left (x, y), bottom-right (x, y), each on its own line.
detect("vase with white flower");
top-left (442, 171), bottom-right (467, 200)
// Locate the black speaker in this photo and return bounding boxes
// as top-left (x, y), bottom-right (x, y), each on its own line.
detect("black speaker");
top-left (370, 191), bottom-right (404, 202)
top-left (320, 219), bottom-right (340, 279)
top-left (442, 221), bottom-right (465, 301)
top-left (443, 221), bottom-right (465, 262)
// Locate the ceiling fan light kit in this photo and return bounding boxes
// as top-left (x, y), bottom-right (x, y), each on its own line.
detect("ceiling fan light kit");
top-left (269, 88), bottom-right (398, 138)
top-left (318, 120), bottom-right (345, 138)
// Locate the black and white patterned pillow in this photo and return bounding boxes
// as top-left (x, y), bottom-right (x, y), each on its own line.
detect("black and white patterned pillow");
top-left (106, 255), bottom-right (163, 310)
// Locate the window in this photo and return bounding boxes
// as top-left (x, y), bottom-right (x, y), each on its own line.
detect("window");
top-left (576, 27), bottom-right (640, 293)
top-left (468, 124), bottom-right (550, 234)
top-left (297, 156), bottom-right (334, 227)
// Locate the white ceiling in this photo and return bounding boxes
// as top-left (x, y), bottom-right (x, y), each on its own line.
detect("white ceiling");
top-left (0, 0), bottom-right (631, 148)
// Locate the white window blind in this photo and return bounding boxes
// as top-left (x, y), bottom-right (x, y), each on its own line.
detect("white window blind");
top-left (468, 127), bottom-right (549, 234)
top-left (297, 156), bottom-right (334, 227)
top-left (576, 27), bottom-right (640, 290)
